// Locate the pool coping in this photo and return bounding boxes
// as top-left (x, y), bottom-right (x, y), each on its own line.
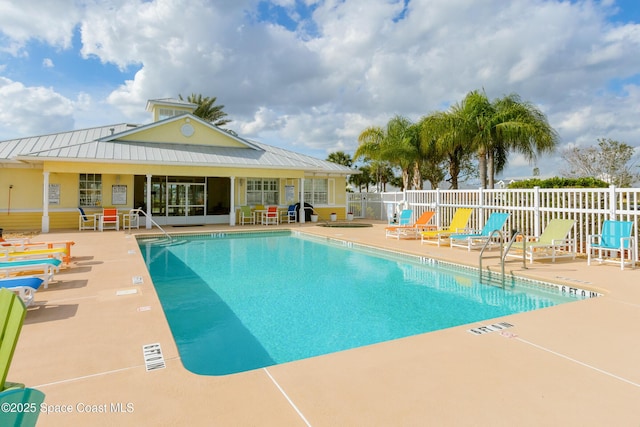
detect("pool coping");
top-left (8, 222), bottom-right (640, 426)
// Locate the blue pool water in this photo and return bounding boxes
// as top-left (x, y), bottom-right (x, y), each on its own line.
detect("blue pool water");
top-left (138, 231), bottom-right (591, 375)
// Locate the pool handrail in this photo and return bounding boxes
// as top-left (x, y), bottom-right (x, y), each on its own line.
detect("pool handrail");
top-left (126, 209), bottom-right (173, 241)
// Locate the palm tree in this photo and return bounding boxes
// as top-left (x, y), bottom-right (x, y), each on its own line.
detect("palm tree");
top-left (456, 90), bottom-right (558, 188)
top-left (350, 165), bottom-right (374, 192)
top-left (179, 93), bottom-right (231, 128)
top-left (326, 151), bottom-right (353, 167)
top-left (355, 116), bottom-right (421, 190)
top-left (419, 109), bottom-right (475, 189)
top-left (487, 93), bottom-right (558, 188)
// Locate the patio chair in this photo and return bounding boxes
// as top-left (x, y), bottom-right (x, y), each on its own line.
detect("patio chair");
top-left (280, 205), bottom-right (297, 224)
top-left (420, 208), bottom-right (473, 246)
top-left (78, 207), bottom-right (96, 231)
top-left (0, 387), bottom-right (45, 427)
top-left (238, 206), bottom-right (255, 225)
top-left (262, 206), bottom-right (279, 225)
top-left (587, 220), bottom-right (635, 270)
top-left (505, 219), bottom-right (576, 264)
top-left (0, 288), bottom-right (27, 392)
top-left (122, 209), bottom-right (140, 230)
top-left (99, 208), bottom-right (119, 231)
top-left (0, 259), bottom-right (61, 289)
top-left (449, 212), bottom-right (510, 251)
top-left (0, 277), bottom-right (44, 307)
top-left (385, 211), bottom-right (435, 239)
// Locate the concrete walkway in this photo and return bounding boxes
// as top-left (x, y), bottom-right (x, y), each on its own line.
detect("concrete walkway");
top-left (6, 222), bottom-right (640, 426)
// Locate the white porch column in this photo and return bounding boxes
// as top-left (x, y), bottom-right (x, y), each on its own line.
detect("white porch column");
top-left (229, 176), bottom-right (236, 226)
top-left (41, 171), bottom-right (50, 233)
top-left (145, 174), bottom-right (152, 229)
top-left (299, 177), bottom-right (305, 224)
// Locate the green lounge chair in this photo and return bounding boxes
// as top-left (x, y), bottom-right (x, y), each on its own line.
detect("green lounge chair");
top-left (0, 289), bottom-right (45, 426)
top-left (450, 212), bottom-right (510, 251)
top-left (420, 208), bottom-right (473, 246)
top-left (505, 219), bottom-right (576, 264)
top-left (587, 220), bottom-right (635, 270)
top-left (0, 289), bottom-right (27, 392)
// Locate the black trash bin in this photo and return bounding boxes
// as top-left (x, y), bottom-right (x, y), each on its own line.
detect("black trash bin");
top-left (294, 203), bottom-right (313, 222)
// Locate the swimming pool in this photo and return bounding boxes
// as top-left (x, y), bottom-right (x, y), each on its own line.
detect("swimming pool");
top-left (138, 231), bottom-right (594, 375)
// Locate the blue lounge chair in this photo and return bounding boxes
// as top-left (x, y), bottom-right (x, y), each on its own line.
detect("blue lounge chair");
top-left (0, 277), bottom-right (44, 307)
top-left (0, 259), bottom-right (61, 289)
top-left (449, 212), bottom-right (510, 251)
top-left (587, 220), bottom-right (635, 270)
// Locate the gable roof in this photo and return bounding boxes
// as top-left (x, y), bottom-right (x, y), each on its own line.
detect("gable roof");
top-left (0, 116), bottom-right (355, 175)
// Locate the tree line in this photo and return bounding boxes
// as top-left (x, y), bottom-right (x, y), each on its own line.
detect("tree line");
top-left (327, 90), bottom-right (638, 190)
top-left (176, 92), bottom-right (638, 189)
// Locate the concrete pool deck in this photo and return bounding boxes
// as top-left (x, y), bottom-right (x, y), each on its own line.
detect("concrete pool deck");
top-left (6, 222), bottom-right (640, 426)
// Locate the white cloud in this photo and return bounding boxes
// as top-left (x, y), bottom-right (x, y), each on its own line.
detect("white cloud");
top-left (0, 0), bottom-right (639, 181)
top-left (0, 77), bottom-right (75, 139)
top-left (0, 0), bottom-right (80, 53)
top-left (42, 58), bottom-right (54, 68)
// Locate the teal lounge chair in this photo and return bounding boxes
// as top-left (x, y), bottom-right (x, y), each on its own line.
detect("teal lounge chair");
top-left (389, 209), bottom-right (413, 226)
top-left (505, 219), bottom-right (576, 264)
top-left (449, 212), bottom-right (510, 251)
top-left (587, 220), bottom-right (635, 270)
top-left (0, 388), bottom-right (45, 427)
top-left (0, 259), bottom-right (61, 289)
top-left (0, 277), bottom-right (44, 307)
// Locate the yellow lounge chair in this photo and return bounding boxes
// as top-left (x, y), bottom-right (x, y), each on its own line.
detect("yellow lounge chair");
top-left (420, 208), bottom-right (473, 246)
top-left (386, 211), bottom-right (435, 239)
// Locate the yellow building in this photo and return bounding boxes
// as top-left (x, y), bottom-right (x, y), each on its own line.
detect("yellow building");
top-left (0, 98), bottom-right (354, 232)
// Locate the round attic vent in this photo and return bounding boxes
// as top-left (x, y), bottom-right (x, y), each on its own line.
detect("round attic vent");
top-left (181, 123), bottom-right (195, 137)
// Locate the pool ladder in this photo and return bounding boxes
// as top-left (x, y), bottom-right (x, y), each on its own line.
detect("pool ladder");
top-left (478, 230), bottom-right (526, 285)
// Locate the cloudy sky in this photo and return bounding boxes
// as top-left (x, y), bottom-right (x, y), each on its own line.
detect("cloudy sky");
top-left (1, 0), bottom-right (639, 184)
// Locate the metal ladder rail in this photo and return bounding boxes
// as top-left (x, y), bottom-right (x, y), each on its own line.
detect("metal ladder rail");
top-left (125, 209), bottom-right (173, 241)
top-left (478, 229), bottom-right (504, 284)
top-left (503, 231), bottom-right (527, 270)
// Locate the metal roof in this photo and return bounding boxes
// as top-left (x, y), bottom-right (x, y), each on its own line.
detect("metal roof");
top-left (0, 119), bottom-right (355, 175)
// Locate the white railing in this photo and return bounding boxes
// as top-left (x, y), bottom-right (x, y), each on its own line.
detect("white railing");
top-left (348, 185), bottom-right (640, 261)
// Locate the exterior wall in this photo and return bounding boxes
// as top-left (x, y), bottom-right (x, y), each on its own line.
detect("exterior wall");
top-left (119, 119), bottom-right (248, 148)
top-left (0, 165), bottom-right (349, 230)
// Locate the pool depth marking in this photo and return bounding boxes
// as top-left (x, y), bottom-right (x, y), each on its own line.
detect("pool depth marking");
top-left (143, 343), bottom-right (166, 371)
top-left (468, 322), bottom-right (514, 335)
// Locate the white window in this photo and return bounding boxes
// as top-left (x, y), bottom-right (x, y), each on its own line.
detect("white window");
top-left (158, 108), bottom-right (188, 120)
top-left (247, 178), bottom-right (279, 205)
top-left (79, 173), bottom-right (102, 207)
top-left (304, 179), bottom-right (328, 205)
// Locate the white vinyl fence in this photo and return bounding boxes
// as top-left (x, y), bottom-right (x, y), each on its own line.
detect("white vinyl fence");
top-left (348, 186), bottom-right (640, 262)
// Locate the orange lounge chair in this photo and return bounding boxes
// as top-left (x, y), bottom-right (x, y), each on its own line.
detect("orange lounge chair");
top-left (386, 211), bottom-right (435, 239)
